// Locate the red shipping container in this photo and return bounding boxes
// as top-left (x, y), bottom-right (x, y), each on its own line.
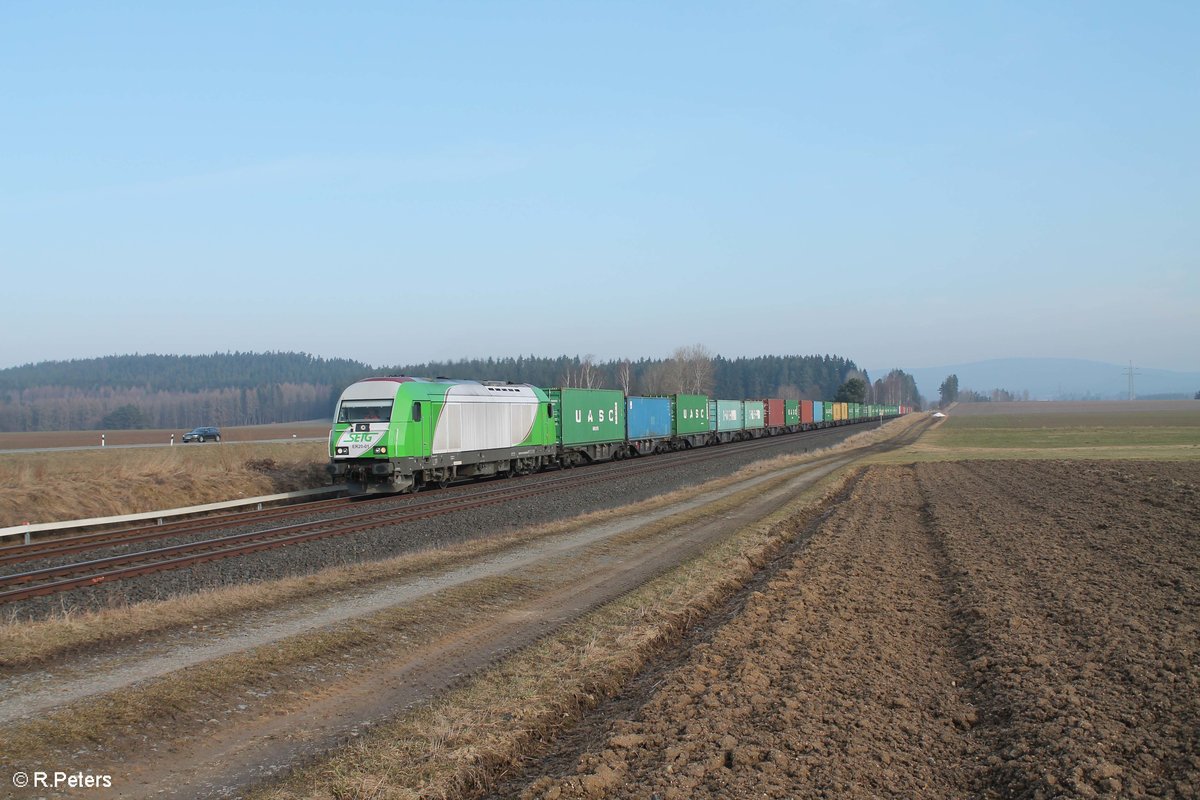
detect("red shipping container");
top-left (800, 400), bottom-right (814, 424)
top-left (763, 398), bottom-right (785, 427)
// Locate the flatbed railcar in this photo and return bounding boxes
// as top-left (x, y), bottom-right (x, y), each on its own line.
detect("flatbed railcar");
top-left (327, 376), bottom-right (910, 494)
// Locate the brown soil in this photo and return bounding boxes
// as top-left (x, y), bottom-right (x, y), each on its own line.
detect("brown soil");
top-left (514, 460), bottom-right (1200, 799)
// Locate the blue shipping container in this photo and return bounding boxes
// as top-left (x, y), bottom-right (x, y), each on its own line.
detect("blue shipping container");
top-left (626, 396), bottom-right (672, 440)
top-left (813, 401), bottom-right (824, 422)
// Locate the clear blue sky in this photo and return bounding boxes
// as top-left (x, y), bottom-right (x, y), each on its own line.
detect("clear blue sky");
top-left (3, 2), bottom-right (1197, 373)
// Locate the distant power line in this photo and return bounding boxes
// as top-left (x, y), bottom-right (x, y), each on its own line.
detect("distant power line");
top-left (1122, 361), bottom-right (1143, 400)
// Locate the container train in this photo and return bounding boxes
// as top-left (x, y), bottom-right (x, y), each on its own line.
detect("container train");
top-left (326, 376), bottom-right (909, 494)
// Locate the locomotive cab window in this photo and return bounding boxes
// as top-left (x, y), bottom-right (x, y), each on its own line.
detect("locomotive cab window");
top-left (337, 400), bottom-right (394, 423)
top-left (412, 401), bottom-right (422, 422)
top-left (547, 403), bottom-right (554, 418)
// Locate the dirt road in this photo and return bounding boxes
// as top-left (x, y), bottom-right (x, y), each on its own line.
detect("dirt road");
top-left (514, 460), bottom-right (1199, 799)
top-left (2, 443), bottom-right (882, 799)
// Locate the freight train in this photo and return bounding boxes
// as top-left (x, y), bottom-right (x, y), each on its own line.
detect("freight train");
top-left (326, 376), bottom-right (909, 494)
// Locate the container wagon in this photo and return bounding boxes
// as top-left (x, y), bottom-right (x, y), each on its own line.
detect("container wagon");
top-left (801, 400), bottom-right (815, 427)
top-left (712, 399), bottom-right (745, 443)
top-left (763, 399), bottom-right (787, 434)
top-left (546, 387), bottom-right (626, 465)
top-left (672, 393), bottom-right (712, 448)
top-left (785, 400), bottom-right (800, 431)
top-left (744, 400), bottom-right (766, 438)
top-left (626, 395), bottom-right (673, 455)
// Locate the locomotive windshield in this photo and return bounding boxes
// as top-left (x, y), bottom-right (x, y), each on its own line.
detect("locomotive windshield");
top-left (337, 400), bottom-right (394, 423)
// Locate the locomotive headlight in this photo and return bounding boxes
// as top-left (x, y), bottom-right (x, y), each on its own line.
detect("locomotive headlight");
top-left (373, 446), bottom-right (388, 455)
top-left (335, 446), bottom-right (350, 456)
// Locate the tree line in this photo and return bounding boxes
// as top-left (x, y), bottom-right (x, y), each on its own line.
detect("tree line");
top-left (0, 350), bottom-right (924, 432)
top-left (938, 374), bottom-right (1030, 406)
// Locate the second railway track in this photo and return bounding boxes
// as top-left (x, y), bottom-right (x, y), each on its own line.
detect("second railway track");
top-left (0, 424), bottom-right (902, 608)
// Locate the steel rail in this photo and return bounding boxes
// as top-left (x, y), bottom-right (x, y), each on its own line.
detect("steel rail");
top-left (0, 422), bottom-right (898, 604)
top-left (0, 496), bottom-right (360, 566)
top-left (1, 426), bottom-right (814, 569)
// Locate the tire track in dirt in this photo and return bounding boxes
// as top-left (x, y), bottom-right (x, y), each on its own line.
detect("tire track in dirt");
top-left (508, 460), bottom-right (1198, 800)
top-left (517, 465), bottom-right (988, 799)
top-left (43, 456), bottom-right (860, 799)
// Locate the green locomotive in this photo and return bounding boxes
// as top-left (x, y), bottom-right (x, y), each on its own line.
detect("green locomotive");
top-left (327, 377), bottom-right (557, 494)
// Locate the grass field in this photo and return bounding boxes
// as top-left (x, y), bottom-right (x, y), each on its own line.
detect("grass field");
top-left (871, 401), bottom-right (1200, 463)
top-left (0, 441), bottom-right (329, 528)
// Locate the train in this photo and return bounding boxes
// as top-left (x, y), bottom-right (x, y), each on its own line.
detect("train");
top-left (326, 376), bottom-right (910, 494)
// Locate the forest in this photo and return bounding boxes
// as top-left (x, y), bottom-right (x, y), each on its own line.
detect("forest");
top-left (0, 351), bottom-right (923, 431)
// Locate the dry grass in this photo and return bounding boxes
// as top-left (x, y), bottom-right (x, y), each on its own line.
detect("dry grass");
top-left (0, 455), bottom-right (864, 767)
top-left (0, 419), bottom-right (915, 667)
top-left (0, 576), bottom-right (541, 770)
top-left (0, 442), bottom-right (328, 527)
top-left (251, 467), bottom-right (858, 800)
top-left (866, 407), bottom-right (1200, 465)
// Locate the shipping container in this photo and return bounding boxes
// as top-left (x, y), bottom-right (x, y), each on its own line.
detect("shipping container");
top-left (784, 400), bottom-right (800, 427)
top-left (715, 400), bottom-right (744, 432)
top-left (545, 388), bottom-right (625, 446)
top-left (801, 400), bottom-right (815, 425)
top-left (822, 402), bottom-right (834, 423)
top-left (763, 399), bottom-right (786, 428)
top-left (626, 396), bottom-right (672, 441)
top-left (673, 394), bottom-right (710, 436)
top-left (744, 400), bottom-right (765, 430)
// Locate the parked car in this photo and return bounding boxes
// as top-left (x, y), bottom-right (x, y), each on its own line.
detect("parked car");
top-left (182, 426), bottom-right (221, 443)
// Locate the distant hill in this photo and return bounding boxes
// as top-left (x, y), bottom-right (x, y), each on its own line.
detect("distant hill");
top-left (0, 353), bottom-right (377, 432)
top-left (0, 351), bottom-right (871, 432)
top-left (887, 358), bottom-right (1200, 402)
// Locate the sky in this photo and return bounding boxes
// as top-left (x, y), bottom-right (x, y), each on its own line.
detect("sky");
top-left (2, 2), bottom-right (1197, 374)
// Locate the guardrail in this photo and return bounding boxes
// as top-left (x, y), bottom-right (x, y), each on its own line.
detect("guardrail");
top-left (0, 487), bottom-right (344, 544)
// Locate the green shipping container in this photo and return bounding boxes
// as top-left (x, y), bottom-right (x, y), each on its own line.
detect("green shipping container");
top-left (823, 403), bottom-right (834, 423)
top-left (673, 394), bottom-right (710, 436)
top-left (546, 388), bottom-right (626, 446)
top-left (743, 400), bottom-right (765, 429)
top-left (716, 399), bottom-right (744, 431)
top-left (785, 400), bottom-right (800, 426)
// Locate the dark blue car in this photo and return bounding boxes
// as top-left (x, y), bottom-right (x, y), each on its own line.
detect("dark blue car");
top-left (182, 426), bottom-right (221, 443)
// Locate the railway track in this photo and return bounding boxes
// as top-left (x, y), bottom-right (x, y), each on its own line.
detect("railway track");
top-left (0, 496), bottom-right (362, 567)
top-left (0, 425), bottom-right (888, 604)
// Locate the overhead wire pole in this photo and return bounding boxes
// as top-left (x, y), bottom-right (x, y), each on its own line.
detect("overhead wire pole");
top-left (1123, 361), bottom-right (1142, 400)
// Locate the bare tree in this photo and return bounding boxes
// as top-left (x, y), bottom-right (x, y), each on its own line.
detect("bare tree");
top-left (672, 344), bottom-right (714, 395)
top-left (776, 383), bottom-right (802, 401)
top-left (617, 359), bottom-right (632, 395)
top-left (642, 362), bottom-right (670, 395)
top-left (660, 354), bottom-right (685, 394)
top-left (579, 354), bottom-right (597, 389)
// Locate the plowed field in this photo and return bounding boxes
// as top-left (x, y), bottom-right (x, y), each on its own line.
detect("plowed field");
top-left (515, 460), bottom-right (1199, 799)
